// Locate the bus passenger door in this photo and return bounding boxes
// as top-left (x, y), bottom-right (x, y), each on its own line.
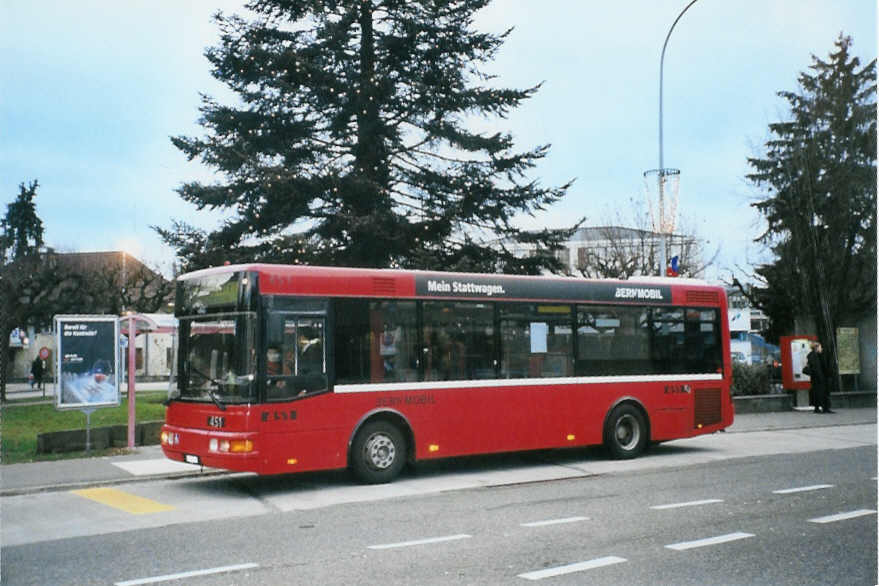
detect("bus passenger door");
top-left (265, 313), bottom-right (328, 401)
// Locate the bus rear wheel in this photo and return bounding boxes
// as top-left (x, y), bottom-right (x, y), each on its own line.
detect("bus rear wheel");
top-left (604, 404), bottom-right (647, 459)
top-left (351, 420), bottom-right (407, 484)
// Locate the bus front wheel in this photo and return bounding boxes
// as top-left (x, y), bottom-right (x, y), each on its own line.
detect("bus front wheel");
top-left (604, 404), bottom-right (647, 459)
top-left (351, 420), bottom-right (407, 484)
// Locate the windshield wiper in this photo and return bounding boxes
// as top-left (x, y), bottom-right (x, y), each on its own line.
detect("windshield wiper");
top-left (206, 387), bottom-right (227, 412)
top-left (189, 365), bottom-right (227, 411)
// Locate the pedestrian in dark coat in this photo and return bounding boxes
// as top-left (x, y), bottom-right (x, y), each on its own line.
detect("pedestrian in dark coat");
top-left (30, 357), bottom-right (44, 392)
top-left (806, 342), bottom-right (833, 413)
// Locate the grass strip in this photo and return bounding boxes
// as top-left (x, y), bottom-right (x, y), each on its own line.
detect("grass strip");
top-left (1, 392), bottom-right (167, 464)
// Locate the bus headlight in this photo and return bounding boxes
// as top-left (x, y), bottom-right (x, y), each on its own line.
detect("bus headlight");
top-left (209, 438), bottom-right (254, 453)
top-left (161, 431), bottom-right (179, 446)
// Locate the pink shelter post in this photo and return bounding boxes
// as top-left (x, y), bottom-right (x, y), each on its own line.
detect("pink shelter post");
top-left (122, 314), bottom-right (160, 449)
top-left (127, 315), bottom-right (137, 448)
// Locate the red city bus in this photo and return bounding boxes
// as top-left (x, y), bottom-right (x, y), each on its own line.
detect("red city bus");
top-left (161, 264), bottom-right (734, 483)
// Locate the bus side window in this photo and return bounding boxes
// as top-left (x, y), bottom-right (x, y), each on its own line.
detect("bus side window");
top-left (422, 301), bottom-right (495, 381)
top-left (266, 313), bottom-right (327, 401)
top-left (576, 306), bottom-right (649, 376)
top-left (499, 303), bottom-right (573, 379)
top-left (334, 299), bottom-right (418, 385)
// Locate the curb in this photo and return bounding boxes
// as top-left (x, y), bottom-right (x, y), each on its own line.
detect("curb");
top-left (0, 468), bottom-right (234, 498)
top-left (725, 418), bottom-right (874, 434)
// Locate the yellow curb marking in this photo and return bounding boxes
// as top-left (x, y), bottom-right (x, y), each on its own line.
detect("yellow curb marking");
top-left (71, 487), bottom-right (175, 514)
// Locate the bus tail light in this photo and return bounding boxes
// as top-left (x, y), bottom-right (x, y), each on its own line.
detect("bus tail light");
top-left (161, 431), bottom-right (179, 446)
top-left (209, 438), bottom-right (254, 453)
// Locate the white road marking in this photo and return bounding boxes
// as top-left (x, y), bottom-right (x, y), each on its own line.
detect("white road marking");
top-left (367, 534), bottom-right (472, 550)
top-left (517, 556), bottom-right (627, 580)
top-left (115, 563), bottom-right (259, 585)
top-left (772, 484), bottom-right (834, 494)
top-left (650, 498), bottom-right (723, 510)
top-left (665, 532), bottom-right (755, 551)
top-left (808, 509), bottom-right (876, 524)
top-left (111, 459), bottom-right (202, 476)
top-left (521, 516), bottom-right (589, 527)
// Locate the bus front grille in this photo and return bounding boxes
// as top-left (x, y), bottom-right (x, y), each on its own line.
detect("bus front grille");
top-left (694, 388), bottom-right (722, 427)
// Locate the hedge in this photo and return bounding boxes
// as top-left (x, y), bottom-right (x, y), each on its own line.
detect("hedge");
top-left (731, 362), bottom-right (779, 396)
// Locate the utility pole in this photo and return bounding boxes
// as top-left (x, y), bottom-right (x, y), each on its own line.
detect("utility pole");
top-left (653, 0), bottom-right (699, 275)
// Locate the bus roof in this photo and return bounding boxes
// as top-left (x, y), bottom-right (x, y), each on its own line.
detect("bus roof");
top-left (178, 264), bottom-right (724, 306)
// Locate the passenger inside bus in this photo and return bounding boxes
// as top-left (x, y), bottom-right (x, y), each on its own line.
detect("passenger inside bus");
top-left (298, 332), bottom-right (323, 375)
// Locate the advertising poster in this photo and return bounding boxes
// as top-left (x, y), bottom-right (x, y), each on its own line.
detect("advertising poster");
top-left (780, 335), bottom-right (816, 391)
top-left (55, 316), bottom-right (120, 409)
top-left (836, 327), bottom-right (860, 375)
top-left (530, 322), bottom-right (549, 353)
top-left (790, 338), bottom-right (811, 383)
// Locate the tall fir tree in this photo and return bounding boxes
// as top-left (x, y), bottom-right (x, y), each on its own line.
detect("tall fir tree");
top-left (1, 180), bottom-right (44, 400)
top-left (0, 180), bottom-right (44, 262)
top-left (744, 35), bottom-right (876, 388)
top-left (0, 181), bottom-right (81, 400)
top-left (157, 0), bottom-right (576, 274)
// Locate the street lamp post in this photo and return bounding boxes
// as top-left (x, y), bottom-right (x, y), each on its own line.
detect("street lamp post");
top-left (655, 0), bottom-right (699, 275)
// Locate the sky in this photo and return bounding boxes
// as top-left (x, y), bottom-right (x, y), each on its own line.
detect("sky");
top-left (1, 0), bottom-right (876, 283)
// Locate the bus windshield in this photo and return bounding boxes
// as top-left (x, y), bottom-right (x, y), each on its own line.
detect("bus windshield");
top-left (178, 312), bottom-right (257, 404)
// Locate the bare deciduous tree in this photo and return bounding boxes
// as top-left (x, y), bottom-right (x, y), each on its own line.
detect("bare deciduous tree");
top-left (575, 199), bottom-right (718, 280)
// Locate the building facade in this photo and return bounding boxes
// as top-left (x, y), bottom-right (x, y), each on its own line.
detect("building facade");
top-left (502, 226), bottom-right (701, 278)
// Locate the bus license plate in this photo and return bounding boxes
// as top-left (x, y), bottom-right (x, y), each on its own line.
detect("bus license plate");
top-left (207, 416), bottom-right (226, 428)
top-left (184, 454), bottom-right (200, 465)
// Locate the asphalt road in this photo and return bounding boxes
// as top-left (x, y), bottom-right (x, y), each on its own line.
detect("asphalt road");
top-left (2, 445), bottom-right (875, 585)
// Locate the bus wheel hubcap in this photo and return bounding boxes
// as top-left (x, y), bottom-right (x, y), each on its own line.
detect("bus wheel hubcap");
top-left (365, 434), bottom-right (395, 469)
top-left (615, 415), bottom-right (639, 450)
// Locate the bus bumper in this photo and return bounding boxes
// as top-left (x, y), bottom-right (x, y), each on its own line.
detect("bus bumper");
top-left (161, 424), bottom-right (260, 473)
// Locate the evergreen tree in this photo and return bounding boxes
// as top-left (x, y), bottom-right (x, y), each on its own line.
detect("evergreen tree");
top-left (744, 35), bottom-right (876, 389)
top-left (0, 181), bottom-right (82, 400)
top-left (157, 0), bottom-right (575, 274)
top-left (0, 180), bottom-right (44, 261)
top-left (1, 180), bottom-right (45, 400)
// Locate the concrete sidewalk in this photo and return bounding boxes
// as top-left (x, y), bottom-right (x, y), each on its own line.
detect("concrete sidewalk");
top-left (1, 407), bottom-right (875, 497)
top-left (4, 381), bottom-right (170, 403)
